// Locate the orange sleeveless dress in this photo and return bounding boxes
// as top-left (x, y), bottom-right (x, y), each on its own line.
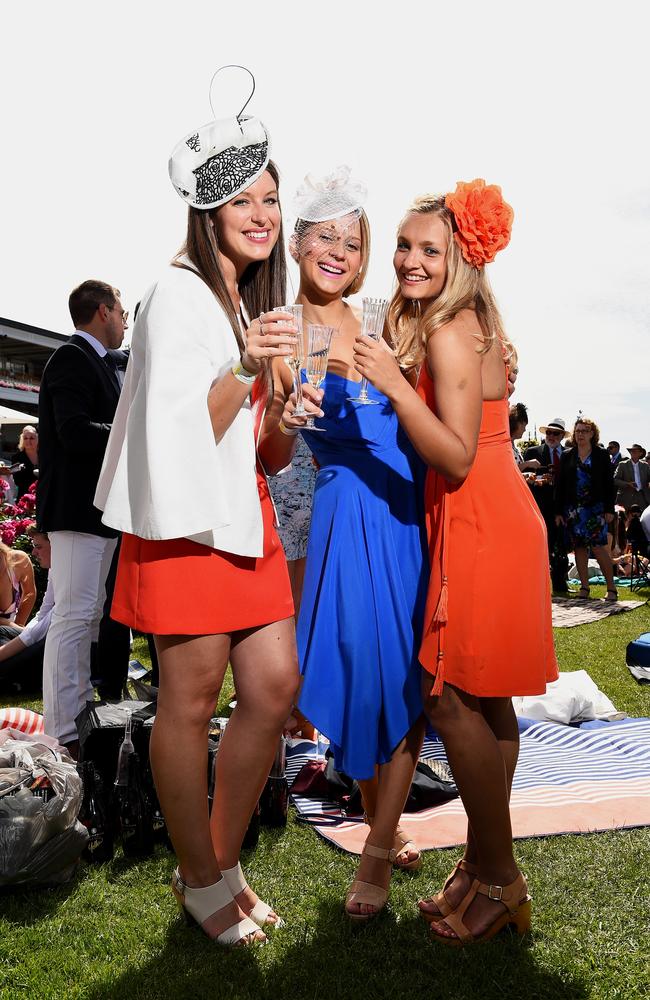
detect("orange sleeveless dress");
top-left (417, 365), bottom-right (558, 697)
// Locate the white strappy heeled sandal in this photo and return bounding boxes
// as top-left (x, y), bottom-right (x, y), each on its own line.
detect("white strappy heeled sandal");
top-left (222, 862), bottom-right (284, 929)
top-left (171, 867), bottom-right (265, 947)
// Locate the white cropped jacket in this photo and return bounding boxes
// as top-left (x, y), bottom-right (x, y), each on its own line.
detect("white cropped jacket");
top-left (95, 263), bottom-right (264, 557)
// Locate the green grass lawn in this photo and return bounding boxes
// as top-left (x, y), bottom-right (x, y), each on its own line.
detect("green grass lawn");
top-left (1, 586), bottom-right (649, 1000)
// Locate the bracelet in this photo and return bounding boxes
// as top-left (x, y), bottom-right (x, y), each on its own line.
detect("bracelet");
top-left (231, 360), bottom-right (258, 386)
top-left (278, 420), bottom-right (299, 437)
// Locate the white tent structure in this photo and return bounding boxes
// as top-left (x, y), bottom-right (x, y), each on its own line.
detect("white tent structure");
top-left (0, 405), bottom-right (38, 426)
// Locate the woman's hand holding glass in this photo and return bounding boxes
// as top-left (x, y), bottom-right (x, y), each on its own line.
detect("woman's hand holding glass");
top-left (241, 311), bottom-right (298, 374)
top-left (281, 383), bottom-right (324, 431)
top-left (353, 334), bottom-right (403, 401)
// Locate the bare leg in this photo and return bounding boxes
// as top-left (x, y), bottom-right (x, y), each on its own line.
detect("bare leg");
top-left (358, 771), bottom-right (379, 819)
top-left (575, 546), bottom-right (590, 590)
top-left (347, 717), bottom-right (426, 916)
top-left (287, 558), bottom-right (306, 617)
top-left (283, 560), bottom-right (316, 739)
top-left (422, 682), bottom-right (521, 939)
top-left (420, 696), bottom-right (519, 918)
top-left (592, 544), bottom-right (616, 592)
top-left (211, 617), bottom-right (299, 918)
top-left (150, 633), bottom-right (258, 939)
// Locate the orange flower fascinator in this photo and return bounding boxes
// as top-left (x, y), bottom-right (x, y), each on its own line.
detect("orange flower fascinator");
top-left (445, 179), bottom-right (514, 268)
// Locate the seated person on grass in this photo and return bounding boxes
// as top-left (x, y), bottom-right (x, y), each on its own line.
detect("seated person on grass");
top-left (0, 529), bottom-right (52, 694)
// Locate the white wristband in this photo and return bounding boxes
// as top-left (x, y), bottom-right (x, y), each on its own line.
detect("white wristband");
top-left (231, 361), bottom-right (258, 386)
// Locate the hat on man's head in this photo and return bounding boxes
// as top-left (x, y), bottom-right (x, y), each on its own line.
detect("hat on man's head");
top-left (627, 443), bottom-right (647, 458)
top-left (539, 418), bottom-right (568, 437)
top-left (168, 65), bottom-right (270, 210)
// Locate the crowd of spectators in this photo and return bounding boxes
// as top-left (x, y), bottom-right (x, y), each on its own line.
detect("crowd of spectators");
top-left (510, 405), bottom-right (650, 596)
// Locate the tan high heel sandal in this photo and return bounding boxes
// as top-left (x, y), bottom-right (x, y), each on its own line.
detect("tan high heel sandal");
top-left (419, 857), bottom-right (479, 923)
top-left (364, 814), bottom-right (422, 872)
top-left (429, 872), bottom-right (531, 947)
top-left (222, 862), bottom-right (284, 929)
top-left (345, 842), bottom-right (395, 921)
top-left (171, 868), bottom-right (265, 947)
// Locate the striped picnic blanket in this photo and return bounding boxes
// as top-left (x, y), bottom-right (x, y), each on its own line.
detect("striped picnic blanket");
top-left (287, 717), bottom-right (650, 853)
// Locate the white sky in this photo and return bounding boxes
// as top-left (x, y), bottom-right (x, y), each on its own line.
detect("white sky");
top-left (2, 0), bottom-right (648, 448)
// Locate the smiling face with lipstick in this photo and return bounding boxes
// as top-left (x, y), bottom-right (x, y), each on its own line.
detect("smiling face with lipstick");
top-left (213, 169), bottom-right (282, 276)
top-left (291, 212), bottom-right (368, 302)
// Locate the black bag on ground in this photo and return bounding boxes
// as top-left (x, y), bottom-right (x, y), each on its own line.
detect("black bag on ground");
top-left (292, 754), bottom-right (458, 815)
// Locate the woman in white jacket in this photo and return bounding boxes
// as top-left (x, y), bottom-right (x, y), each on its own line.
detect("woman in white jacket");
top-left (96, 98), bottom-right (299, 946)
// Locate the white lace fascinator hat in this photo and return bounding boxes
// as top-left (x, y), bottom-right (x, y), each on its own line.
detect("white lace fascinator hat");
top-left (292, 165), bottom-right (367, 223)
top-left (168, 65), bottom-right (271, 210)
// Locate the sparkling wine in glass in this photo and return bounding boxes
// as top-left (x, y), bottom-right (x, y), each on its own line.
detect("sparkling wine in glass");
top-left (273, 304), bottom-right (305, 416)
top-left (348, 297), bottom-right (390, 405)
top-left (304, 324), bottom-right (334, 432)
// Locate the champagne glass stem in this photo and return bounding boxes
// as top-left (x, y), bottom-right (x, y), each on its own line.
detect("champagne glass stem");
top-left (294, 372), bottom-right (306, 416)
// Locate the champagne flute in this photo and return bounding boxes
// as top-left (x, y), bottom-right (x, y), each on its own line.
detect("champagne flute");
top-left (273, 304), bottom-right (305, 416)
top-left (348, 297), bottom-right (390, 405)
top-left (304, 324), bottom-right (334, 432)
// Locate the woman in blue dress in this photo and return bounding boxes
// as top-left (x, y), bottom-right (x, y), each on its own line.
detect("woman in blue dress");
top-left (261, 168), bottom-right (428, 920)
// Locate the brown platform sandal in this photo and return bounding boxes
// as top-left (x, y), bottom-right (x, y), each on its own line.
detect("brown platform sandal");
top-left (364, 814), bottom-right (422, 872)
top-left (345, 842), bottom-right (395, 921)
top-left (429, 872), bottom-right (531, 947)
top-left (418, 857), bottom-right (479, 923)
top-left (605, 589), bottom-right (618, 603)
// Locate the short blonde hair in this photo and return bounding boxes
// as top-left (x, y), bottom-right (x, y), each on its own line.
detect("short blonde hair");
top-left (18, 425), bottom-right (38, 451)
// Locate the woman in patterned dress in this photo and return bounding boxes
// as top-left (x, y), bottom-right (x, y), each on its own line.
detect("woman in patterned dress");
top-left (555, 417), bottom-right (617, 600)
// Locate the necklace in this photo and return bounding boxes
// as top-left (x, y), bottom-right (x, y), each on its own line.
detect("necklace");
top-left (300, 302), bottom-right (351, 337)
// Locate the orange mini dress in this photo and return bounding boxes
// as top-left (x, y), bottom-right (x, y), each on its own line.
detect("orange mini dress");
top-left (417, 365), bottom-right (558, 697)
top-left (111, 465), bottom-right (294, 636)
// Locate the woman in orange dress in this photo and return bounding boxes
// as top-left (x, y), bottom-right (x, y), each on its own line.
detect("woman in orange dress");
top-left (95, 85), bottom-right (300, 947)
top-left (353, 180), bottom-right (558, 946)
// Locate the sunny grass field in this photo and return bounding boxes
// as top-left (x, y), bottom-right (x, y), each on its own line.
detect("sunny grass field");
top-left (1, 584), bottom-right (649, 1000)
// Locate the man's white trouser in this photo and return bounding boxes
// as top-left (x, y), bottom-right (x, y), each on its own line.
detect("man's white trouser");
top-left (43, 531), bottom-right (117, 745)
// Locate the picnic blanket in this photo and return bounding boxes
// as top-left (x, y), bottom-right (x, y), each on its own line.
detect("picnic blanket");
top-left (287, 717), bottom-right (650, 854)
top-left (551, 595), bottom-right (644, 628)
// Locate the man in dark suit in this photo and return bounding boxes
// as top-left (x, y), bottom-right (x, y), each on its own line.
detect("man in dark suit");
top-left (607, 440), bottom-right (624, 472)
top-left (614, 444), bottom-right (650, 512)
top-left (523, 417), bottom-right (570, 592)
top-left (37, 279), bottom-right (128, 754)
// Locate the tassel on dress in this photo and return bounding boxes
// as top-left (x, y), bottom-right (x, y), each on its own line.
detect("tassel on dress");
top-left (432, 575), bottom-right (448, 624)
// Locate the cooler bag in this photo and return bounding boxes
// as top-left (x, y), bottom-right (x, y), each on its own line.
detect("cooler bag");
top-left (626, 633), bottom-right (650, 667)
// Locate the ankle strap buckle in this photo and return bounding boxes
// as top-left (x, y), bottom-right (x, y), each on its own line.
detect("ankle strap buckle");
top-left (488, 884), bottom-right (503, 901)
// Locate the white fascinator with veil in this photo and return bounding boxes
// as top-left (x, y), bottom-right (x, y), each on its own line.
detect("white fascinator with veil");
top-left (168, 65), bottom-right (270, 210)
top-left (292, 165), bottom-right (367, 223)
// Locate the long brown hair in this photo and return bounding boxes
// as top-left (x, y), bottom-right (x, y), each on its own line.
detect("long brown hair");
top-left (174, 160), bottom-right (287, 358)
top-left (389, 195), bottom-right (517, 372)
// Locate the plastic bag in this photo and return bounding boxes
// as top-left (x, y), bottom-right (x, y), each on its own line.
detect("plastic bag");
top-left (0, 737), bottom-right (88, 888)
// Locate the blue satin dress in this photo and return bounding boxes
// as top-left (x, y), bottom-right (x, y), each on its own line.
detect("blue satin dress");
top-left (296, 372), bottom-right (428, 780)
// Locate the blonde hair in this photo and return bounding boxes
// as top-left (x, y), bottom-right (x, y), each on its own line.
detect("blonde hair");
top-left (292, 210), bottom-right (370, 298)
top-left (18, 425), bottom-right (38, 451)
top-left (389, 195), bottom-right (517, 371)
